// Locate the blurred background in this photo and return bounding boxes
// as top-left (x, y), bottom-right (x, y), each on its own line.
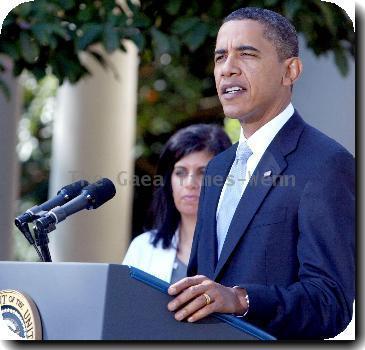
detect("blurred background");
top-left (0, 0), bottom-right (354, 263)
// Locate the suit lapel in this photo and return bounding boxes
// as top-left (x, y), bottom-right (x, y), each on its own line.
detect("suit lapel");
top-left (201, 144), bottom-right (237, 278)
top-left (213, 111), bottom-right (306, 280)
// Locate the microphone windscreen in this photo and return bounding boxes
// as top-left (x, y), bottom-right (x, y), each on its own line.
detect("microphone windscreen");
top-left (83, 178), bottom-right (116, 209)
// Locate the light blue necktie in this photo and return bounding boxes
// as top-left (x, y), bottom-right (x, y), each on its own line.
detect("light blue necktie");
top-left (216, 142), bottom-right (253, 258)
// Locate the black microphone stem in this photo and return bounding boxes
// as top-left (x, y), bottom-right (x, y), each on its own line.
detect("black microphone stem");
top-left (15, 223), bottom-right (45, 261)
top-left (34, 226), bottom-right (52, 262)
top-left (34, 245), bottom-right (45, 262)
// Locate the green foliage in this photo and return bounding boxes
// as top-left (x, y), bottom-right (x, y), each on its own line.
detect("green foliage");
top-left (224, 118), bottom-right (241, 144)
top-left (0, 0), bottom-right (141, 83)
top-left (17, 73), bottom-right (58, 200)
top-left (0, 0), bottom-right (354, 87)
top-left (14, 72), bottom-right (58, 260)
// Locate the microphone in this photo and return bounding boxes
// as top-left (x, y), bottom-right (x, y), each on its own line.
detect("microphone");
top-left (35, 178), bottom-right (116, 234)
top-left (15, 179), bottom-right (89, 229)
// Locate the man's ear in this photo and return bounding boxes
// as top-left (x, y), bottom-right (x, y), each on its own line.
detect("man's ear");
top-left (282, 57), bottom-right (303, 87)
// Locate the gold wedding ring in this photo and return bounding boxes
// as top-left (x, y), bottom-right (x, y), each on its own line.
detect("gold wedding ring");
top-left (202, 293), bottom-right (212, 306)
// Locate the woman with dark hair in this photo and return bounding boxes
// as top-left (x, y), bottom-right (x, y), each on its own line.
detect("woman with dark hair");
top-left (123, 124), bottom-right (231, 283)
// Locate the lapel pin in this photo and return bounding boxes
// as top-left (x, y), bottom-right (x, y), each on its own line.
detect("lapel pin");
top-left (264, 170), bottom-right (272, 177)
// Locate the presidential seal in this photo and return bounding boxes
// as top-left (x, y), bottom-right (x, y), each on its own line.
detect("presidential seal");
top-left (0, 290), bottom-right (42, 340)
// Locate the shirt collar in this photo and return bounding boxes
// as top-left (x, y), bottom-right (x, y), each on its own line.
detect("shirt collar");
top-left (239, 103), bottom-right (294, 156)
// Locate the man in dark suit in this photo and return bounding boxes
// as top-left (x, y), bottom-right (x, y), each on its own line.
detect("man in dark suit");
top-left (166, 7), bottom-right (355, 339)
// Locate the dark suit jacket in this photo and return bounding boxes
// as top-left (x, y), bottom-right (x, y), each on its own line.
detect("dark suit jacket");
top-left (187, 111), bottom-right (355, 339)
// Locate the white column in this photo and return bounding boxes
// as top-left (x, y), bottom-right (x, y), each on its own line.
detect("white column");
top-left (49, 42), bottom-right (138, 263)
top-left (0, 57), bottom-right (20, 260)
top-left (293, 36), bottom-right (355, 155)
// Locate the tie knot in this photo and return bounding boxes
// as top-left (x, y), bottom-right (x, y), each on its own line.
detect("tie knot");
top-left (236, 142), bottom-right (252, 162)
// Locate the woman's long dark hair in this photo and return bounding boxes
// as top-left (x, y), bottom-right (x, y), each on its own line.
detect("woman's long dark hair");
top-left (148, 124), bottom-right (232, 249)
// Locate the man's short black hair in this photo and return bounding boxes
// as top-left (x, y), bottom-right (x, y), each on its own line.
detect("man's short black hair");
top-left (223, 7), bottom-right (299, 61)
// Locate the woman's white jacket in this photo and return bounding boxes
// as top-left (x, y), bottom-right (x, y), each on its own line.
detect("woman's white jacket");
top-left (122, 230), bottom-right (178, 283)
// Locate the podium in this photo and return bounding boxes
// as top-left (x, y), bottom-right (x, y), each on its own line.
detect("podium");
top-left (0, 262), bottom-right (275, 340)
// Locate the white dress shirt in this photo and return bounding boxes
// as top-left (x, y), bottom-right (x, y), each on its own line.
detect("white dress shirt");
top-left (216, 103), bottom-right (295, 216)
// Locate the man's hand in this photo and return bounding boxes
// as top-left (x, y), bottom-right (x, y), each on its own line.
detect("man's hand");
top-left (167, 275), bottom-right (248, 322)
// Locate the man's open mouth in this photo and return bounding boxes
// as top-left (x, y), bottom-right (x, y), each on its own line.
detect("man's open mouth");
top-left (221, 84), bottom-right (246, 97)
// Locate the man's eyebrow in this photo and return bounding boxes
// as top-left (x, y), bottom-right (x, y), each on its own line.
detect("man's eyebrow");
top-left (214, 48), bottom-right (227, 55)
top-left (237, 45), bottom-right (260, 53)
top-left (214, 45), bottom-right (260, 55)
